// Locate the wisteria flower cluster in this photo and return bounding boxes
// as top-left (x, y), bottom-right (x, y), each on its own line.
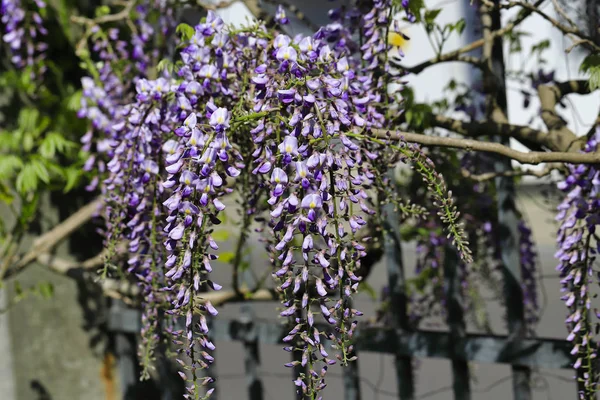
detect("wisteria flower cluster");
top-left (556, 127), bottom-right (600, 398)
top-left (73, 0), bottom-right (474, 397)
top-left (1, 0), bottom-right (48, 78)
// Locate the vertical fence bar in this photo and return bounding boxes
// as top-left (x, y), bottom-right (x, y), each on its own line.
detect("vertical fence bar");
top-left (343, 356), bottom-right (361, 400)
top-left (383, 198), bottom-right (415, 400)
top-left (115, 332), bottom-right (137, 400)
top-left (240, 305), bottom-right (264, 400)
top-left (444, 247), bottom-right (471, 400)
top-left (109, 300), bottom-right (138, 400)
top-left (494, 159), bottom-right (532, 400)
top-left (485, 1), bottom-right (532, 399)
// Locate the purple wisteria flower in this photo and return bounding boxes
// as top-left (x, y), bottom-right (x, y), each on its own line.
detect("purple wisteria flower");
top-left (1, 0), bottom-right (48, 77)
top-left (555, 127), bottom-right (600, 394)
top-left (275, 5), bottom-right (289, 25)
top-left (209, 107), bottom-right (230, 132)
top-left (75, 0), bottom-right (451, 397)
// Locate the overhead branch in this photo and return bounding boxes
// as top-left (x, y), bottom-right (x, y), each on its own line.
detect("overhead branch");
top-left (396, 0), bottom-right (545, 75)
top-left (492, 0), bottom-right (600, 52)
top-left (433, 79), bottom-right (592, 153)
top-left (3, 198), bottom-right (102, 279)
top-left (35, 248), bottom-right (279, 307)
top-left (392, 55), bottom-right (482, 75)
top-left (537, 80), bottom-right (591, 152)
top-left (432, 114), bottom-right (548, 151)
top-left (461, 163), bottom-right (561, 182)
top-left (371, 129), bottom-right (600, 165)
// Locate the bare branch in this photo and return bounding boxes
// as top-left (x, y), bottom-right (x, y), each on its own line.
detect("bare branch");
top-left (537, 81), bottom-right (590, 152)
top-left (392, 55), bottom-right (483, 75)
top-left (432, 80), bottom-right (592, 153)
top-left (497, 1), bottom-right (600, 52)
top-left (565, 36), bottom-right (598, 53)
top-left (461, 162), bottom-right (561, 182)
top-left (71, 0), bottom-right (135, 26)
top-left (551, 0), bottom-right (577, 27)
top-left (432, 114), bottom-right (548, 151)
top-left (4, 199), bottom-right (101, 278)
top-left (36, 251), bottom-right (106, 275)
top-left (371, 129), bottom-right (600, 165)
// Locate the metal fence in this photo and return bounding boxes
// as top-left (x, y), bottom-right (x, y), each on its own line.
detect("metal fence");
top-left (108, 198), bottom-right (581, 400)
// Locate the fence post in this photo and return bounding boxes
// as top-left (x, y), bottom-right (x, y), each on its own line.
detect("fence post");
top-left (109, 300), bottom-right (139, 400)
top-left (383, 199), bottom-right (415, 400)
top-left (483, 1), bottom-right (532, 399)
top-left (444, 247), bottom-right (471, 400)
top-left (239, 305), bottom-right (264, 400)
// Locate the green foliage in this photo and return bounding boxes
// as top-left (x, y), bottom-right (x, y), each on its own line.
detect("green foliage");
top-left (530, 39), bottom-right (550, 64)
top-left (506, 30), bottom-right (530, 54)
top-left (580, 54), bottom-right (600, 91)
top-left (1, 106), bottom-right (82, 196)
top-left (176, 23), bottom-right (195, 41)
top-left (400, 87), bottom-right (433, 130)
top-left (211, 229), bottom-right (231, 242)
top-left (1, 281), bottom-right (55, 314)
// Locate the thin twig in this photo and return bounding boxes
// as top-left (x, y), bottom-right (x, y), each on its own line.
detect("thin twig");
top-left (461, 162), bottom-right (561, 182)
top-left (371, 129), bottom-right (600, 164)
top-left (395, 0), bottom-right (545, 75)
top-left (394, 55), bottom-right (483, 74)
top-left (499, 0), bottom-right (600, 52)
top-left (551, 0), bottom-right (576, 27)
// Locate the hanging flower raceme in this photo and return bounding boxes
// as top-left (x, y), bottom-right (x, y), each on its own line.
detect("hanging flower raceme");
top-left (1, 0), bottom-right (48, 78)
top-left (518, 220), bottom-right (539, 336)
top-left (77, 1), bottom-right (469, 397)
top-left (555, 126), bottom-right (600, 397)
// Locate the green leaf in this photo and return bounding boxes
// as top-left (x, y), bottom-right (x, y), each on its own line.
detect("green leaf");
top-left (95, 5), bottom-right (111, 17)
top-left (30, 159), bottom-right (50, 184)
top-left (35, 116), bottom-right (51, 137)
top-left (157, 59), bottom-right (174, 74)
top-left (39, 136), bottom-right (56, 159)
top-left (176, 23), bottom-right (195, 41)
top-left (580, 54), bottom-right (600, 91)
top-left (0, 155), bottom-right (24, 179)
top-left (18, 108), bottom-right (39, 132)
top-left (0, 182), bottom-right (14, 204)
top-left (19, 194), bottom-right (39, 226)
top-left (406, 0), bottom-right (425, 22)
top-left (36, 282), bottom-right (54, 299)
top-left (15, 163), bottom-right (38, 194)
top-left (211, 230), bottom-right (230, 242)
top-left (530, 39), bottom-right (550, 55)
top-left (22, 132), bottom-right (35, 152)
top-left (424, 8), bottom-right (442, 24)
top-left (39, 132), bottom-right (76, 159)
top-left (14, 281), bottom-right (23, 297)
top-left (63, 167), bottom-right (82, 193)
top-left (67, 90), bottom-right (83, 111)
top-left (452, 19), bottom-right (466, 35)
top-left (219, 251), bottom-right (236, 263)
